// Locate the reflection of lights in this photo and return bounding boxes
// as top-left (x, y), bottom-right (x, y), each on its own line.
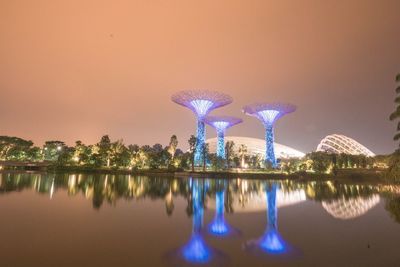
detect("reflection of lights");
top-left (208, 191), bottom-right (229, 236)
top-left (73, 156), bottom-right (79, 162)
top-left (182, 233), bottom-right (211, 263)
top-left (258, 229), bottom-right (287, 254)
top-left (190, 100), bottom-right (213, 118)
top-left (322, 195), bottom-right (380, 220)
top-left (244, 183), bottom-right (289, 255)
top-left (68, 175), bottom-right (76, 189)
top-left (50, 178), bottom-right (55, 199)
top-left (57, 146), bottom-right (62, 151)
top-left (180, 180), bottom-right (214, 264)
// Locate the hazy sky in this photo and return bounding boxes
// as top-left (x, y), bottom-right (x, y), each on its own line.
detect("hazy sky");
top-left (1, 0), bottom-right (399, 154)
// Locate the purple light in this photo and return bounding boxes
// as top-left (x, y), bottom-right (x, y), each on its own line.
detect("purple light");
top-left (258, 110), bottom-right (280, 125)
top-left (204, 116), bottom-right (242, 159)
top-left (190, 99), bottom-right (213, 118)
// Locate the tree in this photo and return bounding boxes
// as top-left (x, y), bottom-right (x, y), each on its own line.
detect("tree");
top-left (389, 73), bottom-right (400, 149)
top-left (225, 141), bottom-right (235, 168)
top-left (308, 152), bottom-right (333, 174)
top-left (238, 144), bottom-right (248, 168)
top-left (0, 136), bottom-right (35, 161)
top-left (73, 141), bottom-right (92, 165)
top-left (98, 135), bottom-right (112, 167)
top-left (188, 135), bottom-right (197, 172)
top-left (110, 140), bottom-right (131, 167)
top-left (43, 141), bottom-right (66, 161)
top-left (167, 135), bottom-right (178, 159)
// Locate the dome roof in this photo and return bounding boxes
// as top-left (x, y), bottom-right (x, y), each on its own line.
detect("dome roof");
top-left (316, 134), bottom-right (375, 156)
top-left (206, 136), bottom-right (305, 159)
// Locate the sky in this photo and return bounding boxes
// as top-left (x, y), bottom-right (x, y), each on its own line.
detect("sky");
top-left (0, 0), bottom-right (399, 154)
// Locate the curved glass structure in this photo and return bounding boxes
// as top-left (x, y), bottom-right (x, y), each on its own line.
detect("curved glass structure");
top-left (206, 136), bottom-right (305, 161)
top-left (204, 116), bottom-right (242, 159)
top-left (243, 103), bottom-right (296, 168)
top-left (172, 90), bottom-right (232, 166)
top-left (316, 134), bottom-right (375, 157)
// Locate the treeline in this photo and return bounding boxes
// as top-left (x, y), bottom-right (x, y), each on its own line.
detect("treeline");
top-left (0, 135), bottom-right (394, 174)
top-left (0, 135), bottom-right (189, 170)
top-left (281, 151), bottom-right (391, 175)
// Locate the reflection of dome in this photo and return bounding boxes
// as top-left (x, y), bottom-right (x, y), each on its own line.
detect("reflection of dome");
top-left (322, 195), bottom-right (380, 220)
top-left (208, 189), bottom-right (306, 213)
top-left (206, 136), bottom-right (305, 159)
top-left (316, 134), bottom-right (375, 156)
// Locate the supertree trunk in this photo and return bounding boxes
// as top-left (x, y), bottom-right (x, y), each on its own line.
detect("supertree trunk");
top-left (217, 130), bottom-right (225, 159)
top-left (265, 126), bottom-right (276, 168)
top-left (194, 120), bottom-right (205, 166)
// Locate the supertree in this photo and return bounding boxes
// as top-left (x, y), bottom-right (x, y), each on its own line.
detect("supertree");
top-left (172, 90), bottom-right (233, 166)
top-left (243, 103), bottom-right (296, 168)
top-left (204, 116), bottom-right (242, 159)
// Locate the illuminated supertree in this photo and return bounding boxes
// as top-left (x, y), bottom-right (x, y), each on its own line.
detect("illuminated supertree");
top-left (172, 90), bottom-right (233, 166)
top-left (204, 116), bottom-right (242, 159)
top-left (243, 103), bottom-right (296, 168)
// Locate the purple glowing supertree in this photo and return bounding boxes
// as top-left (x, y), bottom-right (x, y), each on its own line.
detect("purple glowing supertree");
top-left (204, 116), bottom-right (242, 159)
top-left (243, 103), bottom-right (296, 168)
top-left (172, 90), bottom-right (233, 166)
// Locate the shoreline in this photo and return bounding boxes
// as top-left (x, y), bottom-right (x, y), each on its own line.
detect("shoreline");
top-left (0, 166), bottom-right (392, 184)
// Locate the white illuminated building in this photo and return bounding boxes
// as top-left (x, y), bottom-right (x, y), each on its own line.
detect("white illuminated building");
top-left (316, 134), bottom-right (375, 157)
top-left (206, 136), bottom-right (305, 160)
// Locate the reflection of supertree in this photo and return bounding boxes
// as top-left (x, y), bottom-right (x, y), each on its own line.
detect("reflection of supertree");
top-left (204, 116), bottom-right (242, 159)
top-left (245, 183), bottom-right (288, 254)
top-left (207, 180), bottom-right (239, 237)
top-left (181, 179), bottom-right (211, 263)
top-left (243, 103), bottom-right (296, 167)
top-left (172, 90), bottom-right (232, 165)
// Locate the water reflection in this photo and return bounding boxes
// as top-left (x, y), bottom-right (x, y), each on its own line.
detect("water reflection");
top-left (207, 180), bottom-right (240, 237)
top-left (244, 183), bottom-right (290, 255)
top-left (181, 179), bottom-right (212, 263)
top-left (322, 195), bottom-right (380, 220)
top-left (0, 172), bottom-right (398, 223)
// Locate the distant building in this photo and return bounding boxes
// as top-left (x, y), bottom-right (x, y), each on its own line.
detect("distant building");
top-left (316, 134), bottom-right (375, 157)
top-left (206, 136), bottom-right (305, 160)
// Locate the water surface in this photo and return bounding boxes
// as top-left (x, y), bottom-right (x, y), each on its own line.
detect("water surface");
top-left (0, 171), bottom-right (400, 267)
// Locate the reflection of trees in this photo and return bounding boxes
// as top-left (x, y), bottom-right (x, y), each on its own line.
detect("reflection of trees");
top-left (1, 172), bottom-right (399, 223)
top-left (385, 195), bottom-right (400, 223)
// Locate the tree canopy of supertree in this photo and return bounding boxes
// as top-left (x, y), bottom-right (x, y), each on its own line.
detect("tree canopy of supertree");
top-left (171, 90), bottom-right (233, 166)
top-left (171, 90), bottom-right (233, 119)
top-left (204, 116), bottom-right (242, 133)
top-left (242, 103), bottom-right (296, 127)
top-left (204, 116), bottom-right (242, 159)
top-left (242, 103), bottom-right (296, 168)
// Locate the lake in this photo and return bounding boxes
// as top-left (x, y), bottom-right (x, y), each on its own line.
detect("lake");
top-left (0, 171), bottom-right (399, 267)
